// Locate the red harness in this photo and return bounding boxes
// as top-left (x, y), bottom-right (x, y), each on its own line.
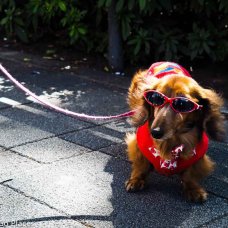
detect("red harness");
top-left (136, 62), bottom-right (209, 176)
top-left (136, 121), bottom-right (208, 176)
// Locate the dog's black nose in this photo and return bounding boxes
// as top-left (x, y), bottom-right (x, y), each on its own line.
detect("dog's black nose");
top-left (151, 127), bottom-right (164, 139)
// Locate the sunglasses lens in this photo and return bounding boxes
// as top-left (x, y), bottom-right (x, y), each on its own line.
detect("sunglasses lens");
top-left (145, 91), bottom-right (165, 106)
top-left (172, 98), bottom-right (195, 112)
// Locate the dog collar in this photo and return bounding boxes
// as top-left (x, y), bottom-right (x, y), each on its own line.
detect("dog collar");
top-left (136, 121), bottom-right (209, 176)
top-left (146, 62), bottom-right (191, 78)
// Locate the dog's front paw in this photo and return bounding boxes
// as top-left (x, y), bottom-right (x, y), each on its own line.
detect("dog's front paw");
top-left (125, 178), bottom-right (146, 192)
top-left (184, 187), bottom-right (208, 203)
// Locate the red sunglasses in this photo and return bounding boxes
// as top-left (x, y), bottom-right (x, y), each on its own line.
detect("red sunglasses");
top-left (144, 90), bottom-right (203, 113)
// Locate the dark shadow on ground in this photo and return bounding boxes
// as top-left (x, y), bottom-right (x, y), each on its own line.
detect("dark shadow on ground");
top-left (102, 142), bottom-right (228, 227)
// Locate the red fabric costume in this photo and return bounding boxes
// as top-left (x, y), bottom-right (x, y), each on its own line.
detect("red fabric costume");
top-left (136, 62), bottom-right (209, 176)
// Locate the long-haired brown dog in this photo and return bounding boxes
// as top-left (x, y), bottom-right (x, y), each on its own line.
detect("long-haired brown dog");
top-left (125, 62), bottom-right (225, 202)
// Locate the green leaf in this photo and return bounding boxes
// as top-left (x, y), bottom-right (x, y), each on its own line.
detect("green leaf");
top-left (192, 23), bottom-right (200, 33)
top-left (190, 50), bottom-right (198, 60)
top-left (145, 41), bottom-right (150, 55)
top-left (61, 17), bottom-right (67, 26)
top-left (32, 4), bottom-right (39, 14)
top-left (199, 48), bottom-right (203, 55)
top-left (134, 40), bottom-right (141, 55)
top-left (69, 30), bottom-right (75, 37)
top-left (0, 17), bottom-right (8, 25)
top-left (69, 25), bottom-right (76, 37)
top-left (121, 18), bottom-right (131, 40)
top-left (128, 38), bottom-right (137, 45)
top-left (105, 0), bottom-right (112, 8)
top-left (203, 42), bottom-right (211, 54)
top-left (98, 0), bottom-right (106, 8)
top-left (14, 17), bottom-right (24, 26)
top-left (139, 0), bottom-right (146, 11)
top-left (128, 0), bottom-right (135, 10)
top-left (32, 16), bottom-right (38, 31)
top-left (116, 0), bottom-right (124, 12)
top-left (58, 2), bottom-right (67, 12)
top-left (78, 27), bottom-right (87, 35)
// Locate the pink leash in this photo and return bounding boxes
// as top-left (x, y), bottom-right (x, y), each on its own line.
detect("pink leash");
top-left (0, 64), bottom-right (135, 120)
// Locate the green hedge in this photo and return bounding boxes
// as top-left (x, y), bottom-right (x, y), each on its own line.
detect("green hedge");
top-left (0, 0), bottom-right (228, 65)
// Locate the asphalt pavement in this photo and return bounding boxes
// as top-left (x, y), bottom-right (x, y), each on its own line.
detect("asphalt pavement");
top-left (0, 49), bottom-right (227, 228)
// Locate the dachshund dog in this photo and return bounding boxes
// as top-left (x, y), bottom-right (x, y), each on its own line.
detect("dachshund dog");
top-left (125, 62), bottom-right (225, 202)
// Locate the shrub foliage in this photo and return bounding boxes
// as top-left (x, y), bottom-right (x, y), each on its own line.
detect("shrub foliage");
top-left (0, 0), bottom-right (228, 65)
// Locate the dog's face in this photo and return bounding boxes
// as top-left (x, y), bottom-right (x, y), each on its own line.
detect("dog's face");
top-left (128, 72), bottom-right (225, 159)
top-left (148, 75), bottom-right (202, 140)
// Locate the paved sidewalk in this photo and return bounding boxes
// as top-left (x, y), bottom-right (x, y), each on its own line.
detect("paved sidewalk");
top-left (0, 50), bottom-right (227, 227)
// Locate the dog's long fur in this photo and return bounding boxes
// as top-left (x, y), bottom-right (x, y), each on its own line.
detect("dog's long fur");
top-left (125, 70), bottom-right (225, 202)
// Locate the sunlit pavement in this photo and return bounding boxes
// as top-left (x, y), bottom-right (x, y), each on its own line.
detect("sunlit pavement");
top-left (0, 50), bottom-right (227, 227)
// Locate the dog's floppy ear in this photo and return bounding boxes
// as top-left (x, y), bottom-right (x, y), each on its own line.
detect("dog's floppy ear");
top-left (127, 70), bottom-right (157, 127)
top-left (196, 87), bottom-right (225, 141)
top-left (129, 99), bottom-right (151, 127)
